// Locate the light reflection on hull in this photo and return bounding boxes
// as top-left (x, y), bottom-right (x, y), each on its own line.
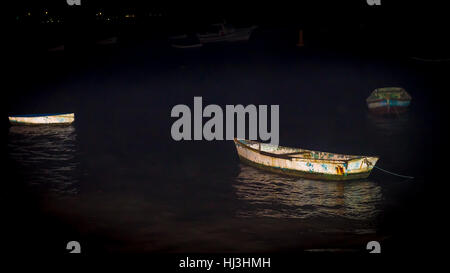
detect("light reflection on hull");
top-left (8, 125), bottom-right (79, 196)
top-left (233, 164), bottom-right (382, 220)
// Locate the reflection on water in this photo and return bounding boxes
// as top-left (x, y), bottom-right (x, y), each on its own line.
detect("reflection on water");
top-left (367, 111), bottom-right (411, 136)
top-left (7, 125), bottom-right (79, 196)
top-left (233, 164), bottom-right (382, 220)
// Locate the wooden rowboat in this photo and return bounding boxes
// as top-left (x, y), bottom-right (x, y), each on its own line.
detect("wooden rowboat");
top-left (9, 113), bottom-right (75, 125)
top-left (234, 139), bottom-right (379, 181)
top-left (366, 87), bottom-right (411, 115)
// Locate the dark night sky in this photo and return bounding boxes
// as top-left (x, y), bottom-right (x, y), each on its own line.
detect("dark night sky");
top-left (10, 0), bottom-right (433, 22)
top-left (10, 0), bottom-right (448, 52)
top-left (10, 0), bottom-right (447, 38)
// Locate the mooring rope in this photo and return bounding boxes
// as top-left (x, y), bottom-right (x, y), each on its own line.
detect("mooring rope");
top-left (410, 57), bottom-right (450, 62)
top-left (373, 165), bottom-right (414, 179)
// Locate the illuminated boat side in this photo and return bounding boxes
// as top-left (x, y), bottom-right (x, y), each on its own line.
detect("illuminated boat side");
top-left (8, 113), bottom-right (75, 125)
top-left (233, 139), bottom-right (379, 181)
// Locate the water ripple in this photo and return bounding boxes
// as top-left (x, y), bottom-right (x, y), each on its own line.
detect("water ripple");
top-left (7, 125), bottom-right (80, 196)
top-left (233, 164), bottom-right (382, 220)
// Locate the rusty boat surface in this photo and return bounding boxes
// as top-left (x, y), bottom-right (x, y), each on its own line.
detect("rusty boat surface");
top-left (234, 139), bottom-right (379, 181)
top-left (366, 87), bottom-right (412, 115)
top-left (9, 113), bottom-right (75, 125)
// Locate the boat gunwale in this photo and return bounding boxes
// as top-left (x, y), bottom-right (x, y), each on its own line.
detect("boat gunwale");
top-left (366, 98), bottom-right (412, 103)
top-left (373, 87), bottom-right (406, 92)
top-left (234, 139), bottom-right (378, 164)
top-left (366, 87), bottom-right (412, 103)
top-left (8, 113), bottom-right (74, 118)
top-left (237, 155), bottom-right (373, 181)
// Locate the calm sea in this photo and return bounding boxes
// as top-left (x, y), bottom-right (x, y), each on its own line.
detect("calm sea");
top-left (4, 31), bottom-right (441, 254)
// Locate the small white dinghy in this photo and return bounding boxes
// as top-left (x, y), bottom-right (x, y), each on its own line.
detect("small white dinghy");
top-left (9, 113), bottom-right (75, 125)
top-left (197, 23), bottom-right (257, 43)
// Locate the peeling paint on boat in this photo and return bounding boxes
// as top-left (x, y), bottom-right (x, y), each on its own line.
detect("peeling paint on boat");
top-left (8, 113), bottom-right (75, 125)
top-left (233, 139), bottom-right (379, 181)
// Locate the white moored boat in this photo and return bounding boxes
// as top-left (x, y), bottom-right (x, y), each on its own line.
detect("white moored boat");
top-left (9, 113), bottom-right (75, 125)
top-left (197, 23), bottom-right (257, 43)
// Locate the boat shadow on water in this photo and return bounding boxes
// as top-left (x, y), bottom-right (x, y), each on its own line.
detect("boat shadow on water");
top-left (233, 164), bottom-right (383, 221)
top-left (7, 125), bottom-right (80, 196)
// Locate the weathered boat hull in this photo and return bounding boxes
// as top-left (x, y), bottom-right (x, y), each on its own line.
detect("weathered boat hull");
top-left (366, 87), bottom-right (411, 115)
top-left (234, 139), bottom-right (379, 181)
top-left (367, 100), bottom-right (410, 114)
top-left (238, 156), bottom-right (373, 180)
top-left (9, 113), bottom-right (75, 125)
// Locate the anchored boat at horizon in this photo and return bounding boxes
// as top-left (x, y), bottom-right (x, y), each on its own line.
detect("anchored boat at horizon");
top-left (234, 139), bottom-right (379, 181)
top-left (197, 23), bottom-right (257, 43)
top-left (8, 113), bottom-right (75, 125)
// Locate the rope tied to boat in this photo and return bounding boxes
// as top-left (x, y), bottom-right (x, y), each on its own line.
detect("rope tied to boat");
top-left (363, 158), bottom-right (372, 167)
top-left (373, 165), bottom-right (414, 179)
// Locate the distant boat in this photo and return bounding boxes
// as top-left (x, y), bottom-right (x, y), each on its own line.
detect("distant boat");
top-left (96, 36), bottom-right (118, 45)
top-left (170, 34), bottom-right (203, 49)
top-left (196, 23), bottom-right (257, 43)
top-left (9, 113), bottom-right (75, 125)
top-left (366, 87), bottom-right (412, 115)
top-left (234, 139), bottom-right (379, 181)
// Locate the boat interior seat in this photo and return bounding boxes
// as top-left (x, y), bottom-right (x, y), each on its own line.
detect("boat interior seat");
top-left (260, 150), bottom-right (311, 159)
top-left (281, 151), bottom-right (311, 157)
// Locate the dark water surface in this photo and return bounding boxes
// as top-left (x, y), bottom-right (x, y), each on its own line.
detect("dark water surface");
top-left (4, 34), bottom-right (444, 254)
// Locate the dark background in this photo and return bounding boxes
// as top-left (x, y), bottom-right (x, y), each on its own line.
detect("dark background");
top-left (3, 0), bottom-right (448, 267)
